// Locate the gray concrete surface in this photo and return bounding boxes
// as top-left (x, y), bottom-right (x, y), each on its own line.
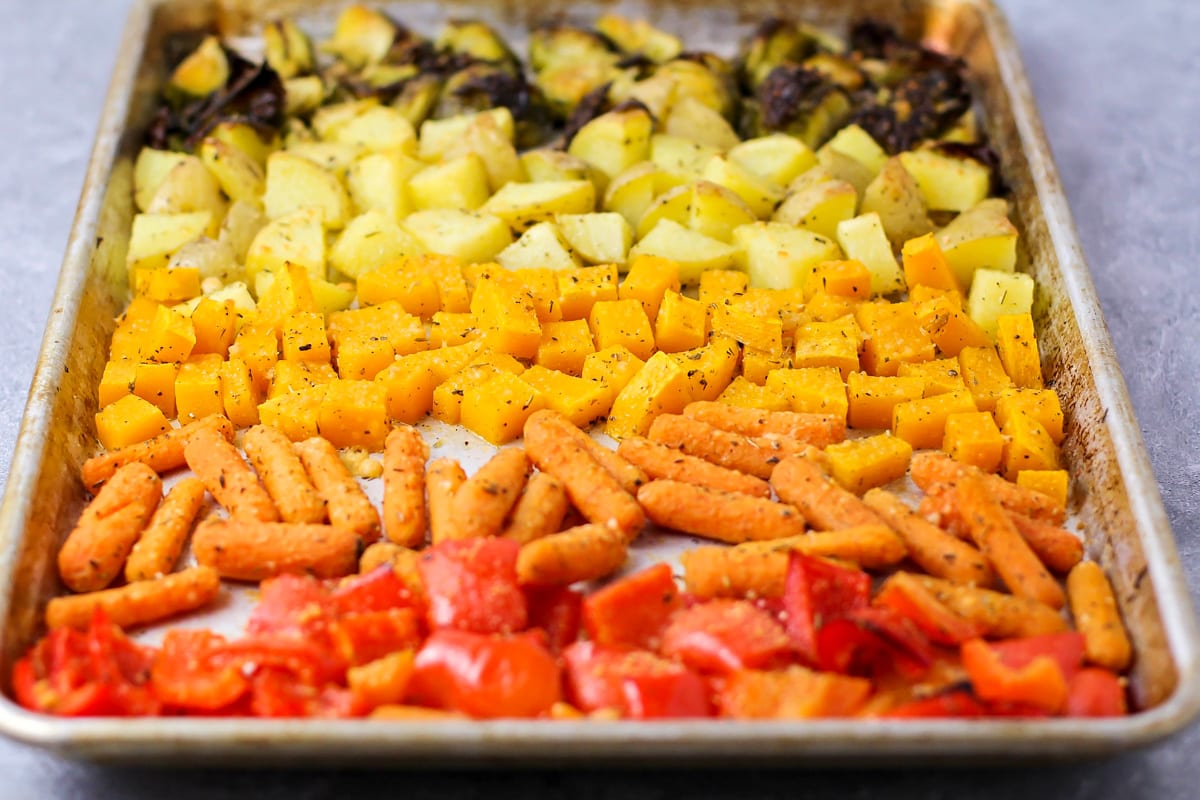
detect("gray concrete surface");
top-left (0, 0), bottom-right (1196, 797)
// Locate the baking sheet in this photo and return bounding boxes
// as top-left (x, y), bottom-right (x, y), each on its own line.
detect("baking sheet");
top-left (0, 0), bottom-right (1197, 763)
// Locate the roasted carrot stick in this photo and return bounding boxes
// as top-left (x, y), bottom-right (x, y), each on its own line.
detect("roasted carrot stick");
top-left (862, 488), bottom-right (993, 586)
top-left (295, 436), bottom-right (381, 542)
top-left (184, 425), bottom-right (278, 522)
top-left (516, 523), bottom-right (628, 585)
top-left (734, 525), bottom-right (907, 570)
top-left (524, 410), bottom-right (645, 538)
top-left (243, 425), bottom-right (326, 524)
top-left (617, 437), bottom-right (772, 498)
top-left (448, 448), bottom-right (530, 539)
top-left (555, 417), bottom-right (647, 494)
top-left (1067, 561), bottom-right (1133, 672)
top-left (124, 477), bottom-right (207, 582)
top-left (502, 472), bottom-right (570, 545)
top-left (910, 452), bottom-right (1065, 524)
top-left (426, 458), bottom-right (467, 546)
top-left (682, 401), bottom-right (846, 447)
top-left (1008, 511), bottom-right (1084, 574)
top-left (912, 574), bottom-right (1068, 638)
top-left (81, 415), bottom-right (234, 490)
top-left (638, 480), bottom-right (806, 544)
top-left (770, 455), bottom-right (886, 530)
top-left (681, 547), bottom-right (789, 598)
top-left (58, 462), bottom-right (162, 593)
top-left (383, 426), bottom-right (429, 548)
top-left (193, 518), bottom-right (361, 581)
top-left (955, 474), bottom-right (1065, 609)
top-left (648, 414), bottom-right (812, 479)
top-left (45, 566), bottom-right (220, 630)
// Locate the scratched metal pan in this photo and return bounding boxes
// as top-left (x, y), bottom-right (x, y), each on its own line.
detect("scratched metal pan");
top-left (0, 0), bottom-right (1197, 765)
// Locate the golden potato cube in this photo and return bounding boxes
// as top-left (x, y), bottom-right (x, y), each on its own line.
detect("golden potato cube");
top-left (263, 152), bottom-right (351, 229)
top-left (245, 207), bottom-right (326, 283)
top-left (408, 153), bottom-right (491, 212)
top-left (627, 220), bottom-right (739, 284)
top-left (481, 180), bottom-right (597, 233)
top-left (965, 268), bottom-right (1034, 340)
top-left (329, 209), bottom-right (426, 280)
top-left (404, 209), bottom-right (513, 265)
top-left (127, 212), bottom-right (213, 274)
top-left (497, 222), bottom-right (581, 272)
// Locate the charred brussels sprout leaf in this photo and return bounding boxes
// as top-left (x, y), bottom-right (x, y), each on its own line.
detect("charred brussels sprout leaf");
top-left (435, 64), bottom-right (555, 149)
top-left (748, 64), bottom-right (851, 148)
top-left (849, 65), bottom-right (971, 154)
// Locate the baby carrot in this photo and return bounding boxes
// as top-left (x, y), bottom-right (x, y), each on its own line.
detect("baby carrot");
top-left (770, 455), bottom-right (886, 530)
top-left (295, 436), bottom-right (381, 542)
top-left (184, 425), bottom-right (278, 522)
top-left (516, 523), bottom-right (628, 586)
top-left (80, 415), bottom-right (233, 491)
top-left (910, 452), bottom-right (1065, 524)
top-left (554, 415), bottom-right (647, 494)
top-left (735, 525), bottom-right (908, 570)
top-left (955, 473), bottom-right (1065, 609)
top-left (524, 410), bottom-right (645, 538)
top-left (682, 401), bottom-right (846, 448)
top-left (193, 518), bottom-right (362, 581)
top-left (648, 414), bottom-right (811, 480)
top-left (862, 488), bottom-right (993, 585)
top-left (243, 425), bottom-right (326, 524)
top-left (1067, 561), bottom-right (1133, 672)
top-left (911, 574), bottom-right (1068, 638)
top-left (617, 437), bottom-right (772, 498)
top-left (502, 472), bottom-right (569, 545)
top-left (124, 477), bottom-right (207, 582)
top-left (46, 566), bottom-right (220, 630)
top-left (637, 480), bottom-right (806, 544)
top-left (383, 426), bottom-right (429, 548)
top-left (58, 462), bottom-right (162, 593)
top-left (426, 458), bottom-right (467, 545)
top-left (1008, 512), bottom-right (1084, 574)
top-left (448, 448), bottom-right (530, 540)
top-left (681, 546), bottom-right (789, 599)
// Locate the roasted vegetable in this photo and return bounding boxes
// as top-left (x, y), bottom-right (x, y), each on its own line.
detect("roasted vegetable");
top-left (743, 64), bottom-right (851, 148)
top-left (437, 20), bottom-right (520, 72)
top-left (263, 19), bottom-right (315, 79)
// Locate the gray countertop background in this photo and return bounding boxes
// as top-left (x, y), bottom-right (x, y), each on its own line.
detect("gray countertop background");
top-left (0, 0), bottom-right (1196, 797)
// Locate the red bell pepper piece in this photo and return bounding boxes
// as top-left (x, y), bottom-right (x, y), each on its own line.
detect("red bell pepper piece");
top-left (151, 629), bottom-right (248, 712)
top-left (881, 688), bottom-right (987, 719)
top-left (330, 564), bottom-right (423, 616)
top-left (844, 606), bottom-right (935, 678)
top-left (327, 608), bottom-right (422, 667)
top-left (1065, 668), bottom-right (1128, 717)
top-left (660, 599), bottom-right (792, 675)
top-left (246, 573), bottom-right (330, 636)
top-left (874, 574), bottom-right (981, 645)
top-left (417, 538), bottom-right (527, 635)
top-left (581, 563), bottom-right (681, 649)
top-left (988, 632), bottom-right (1085, 679)
top-left (717, 665), bottom-right (871, 719)
top-left (524, 585), bottom-right (583, 653)
top-left (961, 638), bottom-right (1069, 714)
top-left (248, 667), bottom-right (363, 718)
top-left (783, 553), bottom-right (871, 663)
top-left (562, 641), bottom-right (711, 719)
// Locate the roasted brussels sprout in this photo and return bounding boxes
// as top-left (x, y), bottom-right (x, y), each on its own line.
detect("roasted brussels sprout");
top-left (263, 19), bottom-right (315, 79)
top-left (743, 64), bottom-right (851, 148)
top-left (849, 64), bottom-right (971, 154)
top-left (434, 64), bottom-right (555, 148)
top-left (391, 74), bottom-right (443, 128)
top-left (738, 19), bottom-right (819, 91)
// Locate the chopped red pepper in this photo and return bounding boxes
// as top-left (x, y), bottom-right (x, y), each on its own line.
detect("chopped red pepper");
top-left (151, 629), bottom-right (248, 712)
top-left (417, 538), bottom-right (527, 635)
top-left (581, 563), bottom-right (681, 649)
top-left (961, 638), bottom-right (1068, 714)
top-left (1065, 668), bottom-right (1128, 717)
top-left (562, 641), bottom-right (710, 719)
top-left (880, 687), bottom-right (986, 718)
top-left (874, 574), bottom-right (981, 646)
top-left (524, 585), bottom-right (583, 654)
top-left (783, 553), bottom-right (871, 663)
top-left (660, 599), bottom-right (792, 675)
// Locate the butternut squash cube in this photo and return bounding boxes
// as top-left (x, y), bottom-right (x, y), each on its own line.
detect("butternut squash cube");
top-left (470, 276), bottom-right (542, 359)
top-left (892, 389), bottom-right (977, 450)
top-left (589, 299), bottom-right (655, 361)
top-left (537, 320), bottom-right (596, 376)
top-left (95, 395), bottom-right (171, 450)
top-left (190, 298), bottom-right (238, 357)
top-left (607, 351), bottom-right (692, 439)
top-left (281, 311), bottom-right (331, 363)
top-left (917, 294), bottom-right (993, 358)
top-left (522, 365), bottom-right (611, 428)
top-left (424, 341), bottom-right (489, 383)
top-left (110, 297), bottom-right (160, 360)
top-left (134, 362), bottom-right (180, 418)
top-left (429, 312), bottom-right (480, 348)
top-left (728, 288), bottom-right (807, 339)
top-left (220, 357), bottom-right (260, 428)
top-left (965, 268), bottom-right (1034, 340)
top-left (958, 346), bottom-right (1015, 413)
top-left (328, 302), bottom-right (429, 378)
top-left (432, 356), bottom-right (525, 425)
top-left (229, 323), bottom-right (279, 393)
top-left (557, 265), bottom-right (619, 321)
top-left (698, 269), bottom-right (748, 313)
top-left (909, 285), bottom-right (964, 307)
top-left (1017, 470), bottom-right (1070, 510)
top-left (766, 367), bottom-right (848, 421)
top-left (804, 259), bottom-right (872, 301)
top-left (1001, 412), bottom-right (1060, 480)
top-left (901, 233), bottom-right (961, 292)
top-left (943, 411), bottom-right (1004, 472)
top-left (255, 263), bottom-right (318, 333)
top-left (317, 380), bottom-right (388, 450)
top-left (995, 313), bottom-right (1044, 389)
top-left (897, 357), bottom-right (965, 397)
top-left (512, 268), bottom-right (565, 323)
top-left (855, 301), bottom-right (934, 376)
top-left (792, 317), bottom-right (863, 378)
top-left (717, 376), bottom-right (792, 412)
top-left (620, 255), bottom-right (681, 322)
top-left (423, 255), bottom-right (470, 313)
top-left (742, 346), bottom-right (793, 385)
top-left (135, 267), bottom-right (202, 304)
top-left (269, 360), bottom-right (337, 399)
top-left (98, 360), bottom-right (137, 409)
top-left (847, 372), bottom-right (926, 431)
top-left (711, 302), bottom-right (783, 355)
top-left (144, 305), bottom-right (196, 364)
top-left (671, 337), bottom-right (740, 402)
top-left (582, 345), bottom-right (645, 396)
top-left (174, 354), bottom-right (225, 422)
top-left (375, 353), bottom-right (439, 424)
top-left (804, 290), bottom-right (863, 323)
top-left (824, 433), bottom-right (913, 494)
top-left (461, 372), bottom-right (547, 445)
top-left (357, 262), bottom-right (441, 318)
top-left (655, 290), bottom-right (707, 353)
top-left (258, 385), bottom-right (327, 441)
top-left (995, 388), bottom-right (1065, 444)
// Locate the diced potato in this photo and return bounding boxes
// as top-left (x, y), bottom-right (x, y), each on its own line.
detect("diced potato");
top-left (521, 149), bottom-right (593, 183)
top-left (127, 211), bottom-right (213, 273)
top-left (209, 121), bottom-right (279, 168)
top-left (567, 105), bottom-right (654, 187)
top-left (245, 207), bottom-right (326, 283)
top-left (732, 221), bottom-right (841, 290)
top-left (264, 18), bottom-right (315, 80)
top-left (219, 200), bottom-right (267, 265)
top-left (170, 36), bottom-right (229, 97)
top-left (284, 142), bottom-right (361, 180)
top-left (409, 153), bottom-right (491, 211)
top-left (595, 14), bottom-right (682, 62)
top-left (772, 179), bottom-right (858, 240)
top-left (861, 157), bottom-right (932, 248)
top-left (966, 268), bottom-right (1034, 339)
top-left (264, 152), bottom-right (351, 229)
top-left (664, 97), bottom-right (741, 150)
top-left (936, 199), bottom-right (1019, 288)
top-left (818, 148), bottom-right (876, 197)
top-left (133, 148), bottom-right (191, 212)
top-left (497, 222), bottom-right (581, 272)
top-left (650, 135), bottom-right (719, 179)
top-left (728, 134), bottom-right (817, 187)
top-left (899, 149), bottom-right (990, 213)
top-left (199, 138), bottom-right (266, 204)
top-left (602, 162), bottom-right (688, 230)
top-left (835, 212), bottom-right (905, 296)
top-left (481, 180), bottom-right (596, 232)
top-left (822, 124), bottom-right (887, 174)
top-left (329, 105), bottom-right (418, 154)
top-left (321, 5), bottom-right (397, 68)
top-left (702, 155), bottom-right (783, 218)
top-left (404, 210), bottom-right (513, 264)
top-left (629, 220), bottom-right (739, 284)
top-left (557, 212), bottom-right (632, 265)
top-left (419, 108), bottom-right (515, 162)
top-left (442, 112), bottom-right (526, 192)
top-left (345, 150), bottom-right (421, 222)
top-left (145, 158), bottom-right (226, 235)
top-left (329, 209), bottom-right (426, 279)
